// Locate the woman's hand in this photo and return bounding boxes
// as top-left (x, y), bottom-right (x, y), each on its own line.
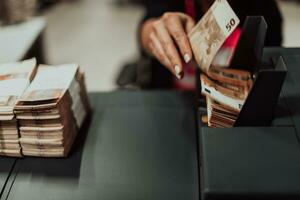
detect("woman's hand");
top-left (140, 12), bottom-right (195, 79)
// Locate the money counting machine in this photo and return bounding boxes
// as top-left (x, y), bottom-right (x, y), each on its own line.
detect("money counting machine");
top-left (197, 16), bottom-right (300, 200)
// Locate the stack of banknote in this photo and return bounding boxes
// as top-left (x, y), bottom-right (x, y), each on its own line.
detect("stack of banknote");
top-left (189, 0), bottom-right (253, 127)
top-left (0, 58), bottom-right (37, 156)
top-left (201, 68), bottom-right (253, 127)
top-left (0, 0), bottom-right (36, 24)
top-left (14, 63), bottom-right (90, 157)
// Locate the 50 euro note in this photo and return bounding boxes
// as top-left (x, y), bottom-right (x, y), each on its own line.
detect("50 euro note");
top-left (19, 63), bottom-right (79, 102)
top-left (0, 58), bottom-right (37, 81)
top-left (14, 63), bottom-right (90, 157)
top-left (200, 74), bottom-right (246, 112)
top-left (0, 79), bottom-right (30, 112)
top-left (188, 0), bottom-right (239, 73)
top-left (207, 67), bottom-right (253, 95)
top-left (0, 58), bottom-right (37, 114)
top-left (206, 96), bottom-right (238, 127)
top-left (16, 64), bottom-right (90, 128)
top-left (0, 139), bottom-right (20, 149)
top-left (0, 79), bottom-right (30, 122)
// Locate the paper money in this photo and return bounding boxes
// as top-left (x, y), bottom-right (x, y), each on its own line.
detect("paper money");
top-left (189, 1), bottom-right (257, 127)
top-left (206, 96), bottom-right (239, 127)
top-left (15, 63), bottom-right (91, 157)
top-left (0, 148), bottom-right (22, 157)
top-left (201, 74), bottom-right (246, 111)
top-left (0, 59), bottom-right (90, 157)
top-left (0, 58), bottom-right (37, 81)
top-left (20, 64), bottom-right (78, 102)
top-left (20, 130), bottom-right (64, 140)
top-left (0, 139), bottom-right (20, 149)
top-left (0, 58), bottom-right (37, 111)
top-left (207, 67), bottom-right (253, 88)
top-left (201, 70), bottom-right (254, 127)
top-left (0, 80), bottom-right (30, 113)
top-left (0, 58), bottom-right (37, 157)
top-left (189, 0), bottom-right (239, 72)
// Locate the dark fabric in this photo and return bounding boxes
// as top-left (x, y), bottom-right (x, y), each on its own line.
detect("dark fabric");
top-left (141, 0), bottom-right (283, 46)
top-left (138, 0), bottom-right (283, 88)
top-left (228, 0), bottom-right (283, 46)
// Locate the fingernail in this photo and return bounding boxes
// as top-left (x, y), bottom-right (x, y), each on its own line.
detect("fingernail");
top-left (176, 74), bottom-right (182, 80)
top-left (184, 54), bottom-right (191, 63)
top-left (174, 65), bottom-right (182, 79)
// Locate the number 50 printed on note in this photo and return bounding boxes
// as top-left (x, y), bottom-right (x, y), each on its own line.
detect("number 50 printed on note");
top-left (188, 0), bottom-right (240, 73)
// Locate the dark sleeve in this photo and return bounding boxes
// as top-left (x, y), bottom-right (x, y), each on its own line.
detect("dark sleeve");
top-left (230, 0), bottom-right (283, 46)
top-left (142, 0), bottom-right (184, 22)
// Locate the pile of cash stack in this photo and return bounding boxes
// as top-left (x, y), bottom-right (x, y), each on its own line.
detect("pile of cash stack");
top-left (0, 0), bottom-right (37, 24)
top-left (188, 0), bottom-right (253, 128)
top-left (0, 59), bottom-right (37, 157)
top-left (201, 69), bottom-right (253, 127)
top-left (0, 58), bottom-right (90, 157)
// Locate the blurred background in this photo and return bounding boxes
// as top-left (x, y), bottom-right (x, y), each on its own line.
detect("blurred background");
top-left (0, 0), bottom-right (299, 91)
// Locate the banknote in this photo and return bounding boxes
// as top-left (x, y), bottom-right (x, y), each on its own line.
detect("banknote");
top-left (19, 118), bottom-right (62, 127)
top-left (20, 64), bottom-right (78, 102)
top-left (0, 58), bottom-right (37, 81)
top-left (200, 74), bottom-right (245, 111)
top-left (206, 96), bottom-right (238, 128)
top-left (19, 126), bottom-right (64, 132)
top-left (16, 114), bottom-right (60, 120)
top-left (21, 149), bottom-right (65, 157)
top-left (0, 79), bottom-right (30, 110)
top-left (201, 74), bottom-right (247, 100)
top-left (0, 59), bottom-right (37, 157)
top-left (0, 148), bottom-right (22, 157)
top-left (188, 0), bottom-right (240, 72)
top-left (20, 138), bottom-right (64, 146)
top-left (0, 134), bottom-right (19, 140)
top-left (0, 59), bottom-right (90, 158)
top-left (20, 131), bottom-right (64, 140)
top-left (14, 63), bottom-right (90, 158)
top-left (0, 139), bottom-right (21, 149)
top-left (207, 67), bottom-right (253, 90)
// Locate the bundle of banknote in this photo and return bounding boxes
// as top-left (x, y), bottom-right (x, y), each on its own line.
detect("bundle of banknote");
top-left (0, 58), bottom-right (37, 156)
top-left (189, 0), bottom-right (253, 127)
top-left (14, 63), bottom-right (90, 157)
top-left (201, 68), bottom-right (253, 127)
top-left (0, 0), bottom-right (36, 24)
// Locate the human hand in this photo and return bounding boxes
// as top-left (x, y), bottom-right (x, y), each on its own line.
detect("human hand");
top-left (141, 12), bottom-right (195, 79)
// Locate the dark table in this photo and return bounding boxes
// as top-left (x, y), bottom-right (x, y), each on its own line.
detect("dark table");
top-left (200, 48), bottom-right (300, 200)
top-left (1, 91), bottom-right (199, 200)
top-left (0, 158), bottom-right (16, 196)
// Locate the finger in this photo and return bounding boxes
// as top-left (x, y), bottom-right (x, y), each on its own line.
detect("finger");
top-left (165, 15), bottom-right (193, 64)
top-left (153, 20), bottom-right (183, 77)
top-left (177, 13), bottom-right (196, 33)
top-left (185, 19), bottom-right (196, 33)
top-left (150, 33), bottom-right (183, 79)
top-left (150, 33), bottom-right (172, 67)
top-left (184, 15), bottom-right (196, 33)
top-left (150, 44), bottom-right (171, 73)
